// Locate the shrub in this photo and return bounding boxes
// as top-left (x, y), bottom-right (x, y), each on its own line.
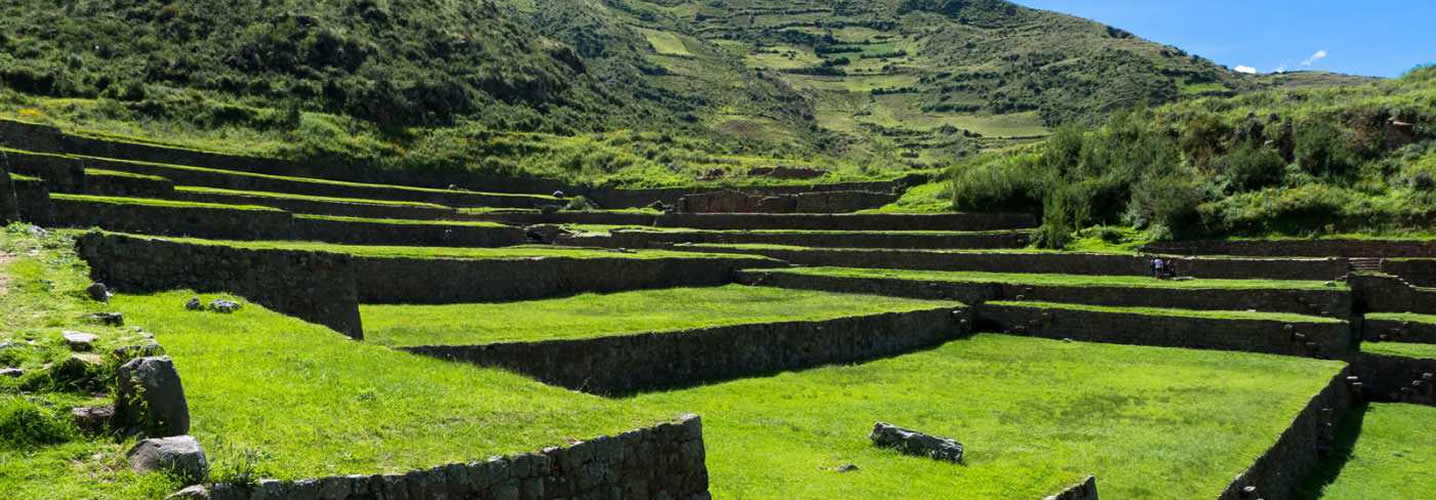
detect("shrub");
top-left (1219, 143), bottom-right (1288, 191)
top-left (1295, 119), bottom-right (1358, 178)
top-left (949, 153), bottom-right (1050, 213)
top-left (0, 397), bottom-right (74, 448)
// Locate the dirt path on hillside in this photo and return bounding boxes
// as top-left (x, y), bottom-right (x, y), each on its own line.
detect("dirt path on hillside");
top-left (0, 253), bottom-right (12, 297)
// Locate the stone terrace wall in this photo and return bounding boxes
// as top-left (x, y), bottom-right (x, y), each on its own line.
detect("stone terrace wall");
top-left (78, 156), bottom-right (549, 209)
top-left (675, 190), bottom-right (899, 214)
top-left (354, 254), bottom-right (786, 304)
top-left (1044, 476), bottom-right (1098, 500)
top-left (795, 190), bottom-right (901, 213)
top-left (167, 189), bottom-right (458, 220)
top-left (51, 197), bottom-right (296, 240)
top-left (585, 177), bottom-right (918, 209)
top-left (1147, 239), bottom-right (1436, 258)
top-left (12, 177), bottom-right (54, 226)
top-left (76, 232), bottom-right (363, 339)
top-left (699, 247), bottom-right (1351, 281)
top-left (459, 210), bottom-right (660, 226)
top-left (207, 415), bottom-right (710, 500)
top-left (293, 217), bottom-right (528, 248)
top-left (737, 271), bottom-right (1353, 318)
top-left (0, 161), bottom-right (19, 224)
top-left (1217, 369), bottom-right (1356, 500)
top-left (1363, 318), bottom-right (1436, 343)
top-left (656, 212), bottom-right (1038, 231)
top-left (405, 306), bottom-right (967, 395)
top-left (1350, 353), bottom-right (1436, 405)
top-left (596, 229), bottom-right (1032, 250)
top-left (1, 148), bottom-right (86, 193)
top-left (1349, 274), bottom-right (1436, 314)
top-left (84, 171), bottom-right (174, 198)
top-left (1381, 259), bottom-right (1436, 287)
top-left (977, 303), bottom-right (1352, 358)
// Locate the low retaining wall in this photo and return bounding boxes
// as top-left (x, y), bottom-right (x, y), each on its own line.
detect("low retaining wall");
top-left (1362, 318), bottom-right (1436, 343)
top-left (1350, 274), bottom-right (1436, 315)
top-left (696, 247), bottom-right (1351, 281)
top-left (84, 171), bottom-right (174, 198)
top-left (12, 176), bottom-right (54, 226)
top-left (205, 415), bottom-right (710, 500)
top-left (75, 232), bottom-right (363, 339)
top-left (51, 196), bottom-right (296, 240)
top-left (167, 189), bottom-right (457, 220)
top-left (404, 306), bottom-right (967, 395)
top-left (1381, 259), bottom-right (1436, 287)
top-left (1, 148), bottom-right (86, 193)
top-left (1216, 368), bottom-right (1356, 500)
top-left (737, 271), bottom-right (1352, 318)
top-left (655, 212), bottom-right (1038, 231)
top-left (976, 303), bottom-right (1352, 358)
top-left (1147, 239), bottom-right (1436, 258)
top-left (1350, 353), bottom-right (1436, 405)
top-left (586, 177), bottom-right (919, 209)
top-left (293, 217), bottom-right (528, 248)
top-left (0, 168), bottom-right (16, 224)
top-left (591, 229), bottom-right (1032, 250)
top-left (1044, 476), bottom-right (1098, 500)
top-left (354, 254), bottom-right (786, 304)
top-left (675, 190), bottom-right (899, 214)
top-left (78, 155), bottom-right (550, 209)
top-left (457, 210), bottom-right (660, 227)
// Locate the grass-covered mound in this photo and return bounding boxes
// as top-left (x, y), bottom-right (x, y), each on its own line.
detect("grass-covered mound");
top-left (361, 285), bottom-right (958, 346)
top-left (631, 334), bottom-right (1345, 499)
top-left (759, 266), bottom-right (1342, 291)
top-left (1305, 404), bottom-right (1436, 499)
top-left (109, 291), bottom-right (668, 481)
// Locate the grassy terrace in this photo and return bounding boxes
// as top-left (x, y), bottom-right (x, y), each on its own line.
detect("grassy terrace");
top-left (174, 186), bottom-right (452, 209)
top-left (83, 168), bottom-right (168, 182)
top-left (100, 232), bottom-right (778, 261)
top-left (1366, 312), bottom-right (1436, 325)
top-left (988, 301), bottom-right (1346, 323)
top-left (569, 225), bottom-right (1030, 237)
top-left (632, 334), bottom-right (1345, 499)
top-left (1362, 342), bottom-right (1436, 360)
top-left (50, 193), bottom-right (281, 212)
top-left (294, 214), bottom-right (509, 228)
top-left (758, 267), bottom-right (1343, 291)
top-left (361, 285), bottom-right (957, 346)
top-left (1307, 404), bottom-right (1436, 499)
top-left (73, 155), bottom-right (557, 202)
top-left (110, 291), bottom-right (667, 482)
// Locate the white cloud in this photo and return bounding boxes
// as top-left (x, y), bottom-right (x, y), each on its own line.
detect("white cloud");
top-left (1301, 50), bottom-right (1329, 67)
top-left (1273, 65), bottom-right (1288, 73)
top-left (1234, 65), bottom-right (1258, 74)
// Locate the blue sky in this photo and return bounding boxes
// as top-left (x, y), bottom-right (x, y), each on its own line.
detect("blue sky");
top-left (1014, 0), bottom-right (1436, 78)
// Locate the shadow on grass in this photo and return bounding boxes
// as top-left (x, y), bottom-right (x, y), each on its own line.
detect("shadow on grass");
top-left (1295, 403), bottom-right (1369, 499)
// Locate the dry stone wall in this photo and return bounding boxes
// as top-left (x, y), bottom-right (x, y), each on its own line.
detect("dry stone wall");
top-left (404, 307), bottom-right (967, 395)
top-left (76, 232), bottom-right (363, 339)
top-left (84, 172), bottom-right (174, 198)
top-left (1044, 476), bottom-right (1098, 500)
top-left (1216, 369), bottom-right (1356, 500)
top-left (354, 254), bottom-right (785, 304)
top-left (1147, 239), bottom-right (1436, 258)
top-left (12, 176), bottom-right (55, 226)
top-left (1, 162), bottom-right (19, 224)
top-left (52, 197), bottom-right (296, 240)
top-left (1349, 274), bottom-right (1436, 314)
top-left (293, 217), bottom-right (528, 248)
top-left (206, 415), bottom-right (711, 500)
top-left (675, 190), bottom-right (899, 214)
top-left (703, 247), bottom-right (1350, 281)
top-left (656, 212), bottom-right (1038, 231)
top-left (1380, 259), bottom-right (1436, 287)
top-left (460, 210), bottom-right (661, 227)
top-left (590, 229), bottom-right (1031, 251)
top-left (167, 189), bottom-right (457, 220)
top-left (1350, 353), bottom-right (1436, 405)
top-left (585, 177), bottom-right (919, 209)
top-left (1, 148), bottom-right (86, 193)
top-left (977, 303), bottom-right (1352, 358)
top-left (737, 271), bottom-right (1352, 318)
top-left (1363, 318), bottom-right (1436, 343)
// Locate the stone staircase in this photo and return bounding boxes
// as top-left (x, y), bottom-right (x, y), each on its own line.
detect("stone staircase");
top-left (1351, 257), bottom-right (1384, 273)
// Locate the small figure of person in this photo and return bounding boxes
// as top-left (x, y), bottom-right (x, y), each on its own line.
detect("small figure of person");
top-left (1151, 256), bottom-right (1165, 279)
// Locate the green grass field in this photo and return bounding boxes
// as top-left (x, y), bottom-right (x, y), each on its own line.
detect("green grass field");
top-left (1361, 342), bottom-right (1436, 360)
top-left (294, 214), bottom-right (509, 228)
top-left (1306, 404), bottom-right (1436, 499)
top-left (631, 334), bottom-right (1345, 499)
top-left (83, 168), bottom-right (169, 182)
top-left (108, 291), bottom-right (668, 482)
top-left (989, 301), bottom-right (1345, 323)
top-left (361, 285), bottom-right (957, 346)
top-left (759, 267), bottom-right (1344, 291)
top-left (174, 186), bottom-right (453, 209)
top-left (1365, 312), bottom-right (1436, 325)
top-left (50, 193), bottom-right (281, 212)
top-left (637, 28), bottom-right (694, 57)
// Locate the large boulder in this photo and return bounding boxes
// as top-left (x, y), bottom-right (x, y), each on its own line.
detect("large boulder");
top-left (869, 422), bottom-right (964, 463)
top-left (116, 356), bottom-right (190, 437)
top-left (128, 435), bottom-right (208, 484)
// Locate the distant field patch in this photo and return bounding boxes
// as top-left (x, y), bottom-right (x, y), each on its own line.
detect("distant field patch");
top-left (637, 27), bottom-right (693, 57)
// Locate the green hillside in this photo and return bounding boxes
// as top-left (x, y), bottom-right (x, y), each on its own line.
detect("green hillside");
top-left (0, 0), bottom-right (1375, 186)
